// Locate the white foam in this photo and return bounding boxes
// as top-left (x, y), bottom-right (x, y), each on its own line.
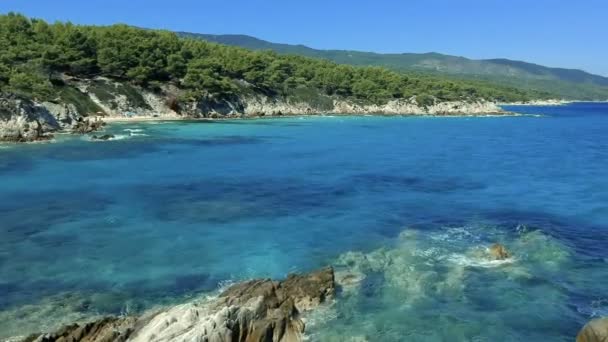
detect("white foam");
top-left (448, 254), bottom-right (515, 268)
top-left (87, 134), bottom-right (130, 142)
top-left (124, 128), bottom-right (144, 133)
top-left (577, 299), bottom-right (608, 318)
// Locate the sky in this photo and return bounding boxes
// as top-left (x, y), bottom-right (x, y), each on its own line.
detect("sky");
top-left (1, 0), bottom-right (606, 76)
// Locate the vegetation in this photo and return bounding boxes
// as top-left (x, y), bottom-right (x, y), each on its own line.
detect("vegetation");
top-left (0, 13), bottom-right (547, 108)
top-left (191, 33), bottom-right (608, 100)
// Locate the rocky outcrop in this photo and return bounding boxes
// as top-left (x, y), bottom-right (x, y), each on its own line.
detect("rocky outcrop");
top-left (41, 102), bottom-right (82, 130)
top-left (0, 95), bottom-right (60, 142)
top-left (77, 77), bottom-right (180, 119)
top-left (72, 118), bottom-right (105, 134)
top-left (24, 267), bottom-right (335, 342)
top-left (577, 318), bottom-right (608, 342)
top-left (22, 317), bottom-right (137, 342)
top-left (488, 243), bottom-right (511, 260)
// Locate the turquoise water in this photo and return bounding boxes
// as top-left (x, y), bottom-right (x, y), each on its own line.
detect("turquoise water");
top-left (1, 103), bottom-right (608, 340)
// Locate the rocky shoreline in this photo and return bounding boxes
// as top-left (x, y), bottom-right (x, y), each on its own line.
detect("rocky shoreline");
top-left (3, 238), bottom-right (606, 341)
top-left (21, 267), bottom-right (335, 342)
top-left (0, 77), bottom-right (513, 144)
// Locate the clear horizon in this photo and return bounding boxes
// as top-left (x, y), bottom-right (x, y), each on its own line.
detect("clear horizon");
top-left (0, 0), bottom-right (606, 76)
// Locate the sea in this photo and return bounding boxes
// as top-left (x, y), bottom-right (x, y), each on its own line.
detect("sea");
top-left (1, 103), bottom-right (607, 341)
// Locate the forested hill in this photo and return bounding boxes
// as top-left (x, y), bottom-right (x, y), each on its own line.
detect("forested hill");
top-left (0, 12), bottom-right (551, 113)
top-left (183, 33), bottom-right (608, 100)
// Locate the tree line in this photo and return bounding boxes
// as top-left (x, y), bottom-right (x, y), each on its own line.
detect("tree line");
top-left (0, 13), bottom-right (545, 106)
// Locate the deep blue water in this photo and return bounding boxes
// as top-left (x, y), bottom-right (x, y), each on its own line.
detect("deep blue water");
top-left (1, 103), bottom-right (608, 340)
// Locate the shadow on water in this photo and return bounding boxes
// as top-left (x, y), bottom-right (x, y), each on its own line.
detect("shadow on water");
top-left (136, 177), bottom-right (354, 223)
top-left (348, 173), bottom-right (486, 193)
top-left (0, 190), bottom-right (113, 242)
top-left (23, 135), bottom-right (271, 162)
top-left (0, 150), bottom-right (36, 174)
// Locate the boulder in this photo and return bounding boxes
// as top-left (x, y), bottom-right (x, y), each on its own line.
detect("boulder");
top-left (488, 243), bottom-right (510, 260)
top-left (577, 318), bottom-right (608, 342)
top-left (73, 118), bottom-right (104, 134)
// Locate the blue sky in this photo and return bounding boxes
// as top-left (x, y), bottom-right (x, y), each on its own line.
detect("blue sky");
top-left (1, 0), bottom-right (606, 75)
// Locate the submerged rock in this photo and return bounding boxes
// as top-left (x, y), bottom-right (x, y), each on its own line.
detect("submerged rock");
top-left (23, 267), bottom-right (335, 342)
top-left (577, 318), bottom-right (608, 342)
top-left (91, 134), bottom-right (115, 141)
top-left (488, 243), bottom-right (510, 260)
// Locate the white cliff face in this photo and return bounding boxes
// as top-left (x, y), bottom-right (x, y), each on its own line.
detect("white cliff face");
top-left (40, 102), bottom-right (81, 129)
top-left (200, 95), bottom-right (506, 117)
top-left (76, 78), bottom-right (180, 118)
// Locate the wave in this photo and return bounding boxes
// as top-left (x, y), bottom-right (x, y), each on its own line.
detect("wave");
top-left (85, 134), bottom-right (130, 142)
top-left (447, 253), bottom-right (515, 268)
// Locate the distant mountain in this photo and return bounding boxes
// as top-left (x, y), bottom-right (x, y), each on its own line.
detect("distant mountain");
top-left (179, 33), bottom-right (608, 100)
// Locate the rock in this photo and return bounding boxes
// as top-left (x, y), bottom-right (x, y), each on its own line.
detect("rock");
top-left (0, 94), bottom-right (60, 142)
top-left (91, 134), bottom-right (114, 141)
top-left (73, 118), bottom-right (104, 134)
top-left (41, 102), bottom-right (82, 129)
top-left (26, 267), bottom-right (335, 342)
top-left (577, 318), bottom-right (608, 342)
top-left (488, 243), bottom-right (510, 260)
top-left (23, 317), bottom-right (137, 342)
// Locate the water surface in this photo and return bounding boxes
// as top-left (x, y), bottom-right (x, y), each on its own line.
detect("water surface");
top-left (1, 103), bottom-right (607, 340)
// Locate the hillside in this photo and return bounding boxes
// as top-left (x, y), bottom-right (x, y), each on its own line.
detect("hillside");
top-left (1, 13), bottom-right (552, 142)
top-left (184, 33), bottom-right (608, 100)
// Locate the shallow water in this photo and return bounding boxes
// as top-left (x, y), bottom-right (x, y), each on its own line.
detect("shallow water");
top-left (1, 104), bottom-right (608, 340)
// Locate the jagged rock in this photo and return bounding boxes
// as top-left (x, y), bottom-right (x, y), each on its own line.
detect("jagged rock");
top-left (22, 317), bottom-right (137, 342)
top-left (24, 267), bottom-right (335, 342)
top-left (577, 318), bottom-right (608, 342)
top-left (72, 118), bottom-right (104, 134)
top-left (0, 94), bottom-right (60, 142)
top-left (41, 102), bottom-right (82, 129)
top-left (488, 243), bottom-right (510, 260)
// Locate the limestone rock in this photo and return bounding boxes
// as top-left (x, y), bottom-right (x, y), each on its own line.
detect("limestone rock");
top-left (25, 267), bottom-right (335, 342)
top-left (41, 102), bottom-right (82, 129)
top-left (23, 317), bottom-right (137, 342)
top-left (73, 118), bottom-right (105, 134)
top-left (577, 318), bottom-right (608, 342)
top-left (0, 94), bottom-right (60, 142)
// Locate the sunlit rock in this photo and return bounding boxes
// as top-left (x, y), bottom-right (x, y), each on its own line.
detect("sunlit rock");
top-left (488, 243), bottom-right (511, 260)
top-left (24, 267), bottom-right (335, 342)
top-left (577, 318), bottom-right (608, 342)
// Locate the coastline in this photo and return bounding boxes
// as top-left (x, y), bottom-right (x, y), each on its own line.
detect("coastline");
top-left (97, 110), bottom-right (518, 124)
top-left (501, 99), bottom-right (608, 106)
